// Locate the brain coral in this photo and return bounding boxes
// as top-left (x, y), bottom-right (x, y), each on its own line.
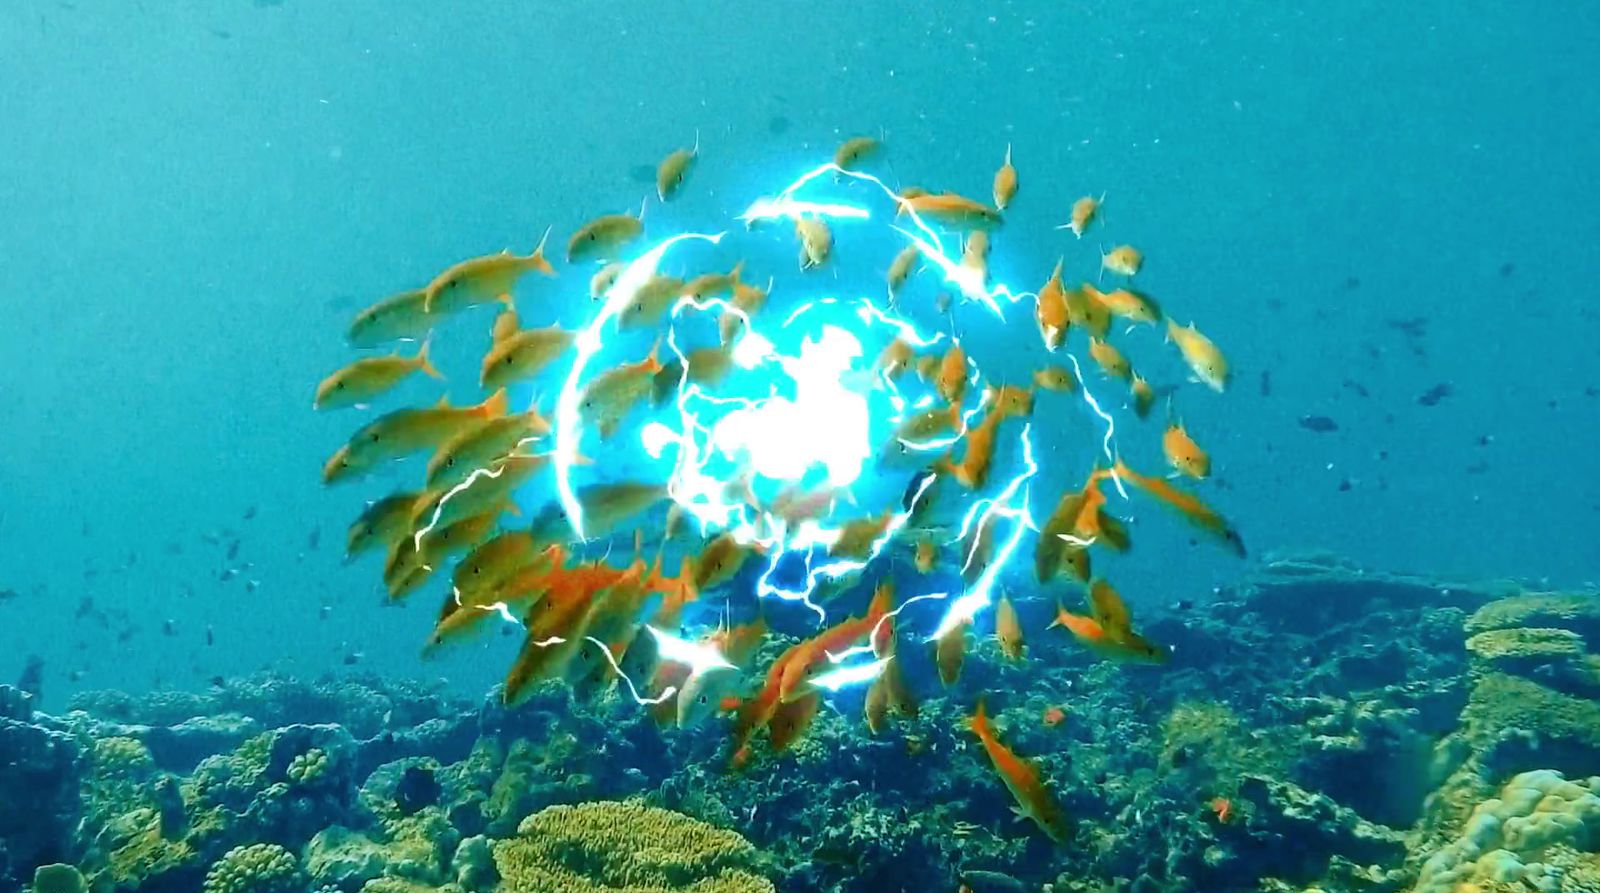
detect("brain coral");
top-left (492, 800), bottom-right (774, 893)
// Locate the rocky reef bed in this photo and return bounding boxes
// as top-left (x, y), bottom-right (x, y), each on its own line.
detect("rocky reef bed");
top-left (3, 557), bottom-right (1598, 893)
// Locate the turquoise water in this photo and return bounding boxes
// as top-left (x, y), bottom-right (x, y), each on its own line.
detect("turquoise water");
top-left (2, 0), bottom-right (1596, 708)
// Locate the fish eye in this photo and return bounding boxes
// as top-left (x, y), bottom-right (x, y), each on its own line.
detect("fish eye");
top-left (698, 695), bottom-right (707, 703)
top-left (587, 233), bottom-right (597, 241)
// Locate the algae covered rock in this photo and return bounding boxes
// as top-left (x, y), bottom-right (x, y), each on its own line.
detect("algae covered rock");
top-left (492, 800), bottom-right (774, 892)
top-left (1466, 594), bottom-right (1600, 639)
top-left (0, 687), bottom-right (84, 890)
top-left (30, 863), bottom-right (87, 893)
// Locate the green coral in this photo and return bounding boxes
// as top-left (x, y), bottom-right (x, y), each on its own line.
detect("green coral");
top-left (30, 864), bottom-right (87, 893)
top-left (1159, 700), bottom-right (1291, 796)
top-left (1466, 594), bottom-right (1600, 638)
top-left (492, 800), bottom-right (774, 893)
top-left (202, 843), bottom-right (302, 893)
top-left (287, 748), bottom-right (331, 786)
top-left (94, 806), bottom-right (198, 889)
top-left (1462, 673), bottom-right (1600, 750)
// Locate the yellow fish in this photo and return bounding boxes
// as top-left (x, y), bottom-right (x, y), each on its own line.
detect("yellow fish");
top-left (897, 192), bottom-right (1002, 230)
top-left (1167, 319), bottom-right (1230, 392)
top-left (590, 262), bottom-right (626, 300)
top-left (425, 409), bottom-right (551, 490)
top-left (424, 230), bottom-right (556, 314)
top-left (618, 275), bottom-right (686, 330)
top-left (568, 200), bottom-right (647, 263)
top-left (796, 216), bottom-right (833, 270)
top-left (325, 390), bottom-right (508, 484)
top-left (1088, 337), bottom-right (1131, 380)
top-left (993, 143), bottom-right (1018, 211)
top-left (315, 342), bottom-right (441, 410)
top-left (1102, 244), bottom-right (1142, 277)
top-left (480, 325), bottom-right (575, 390)
top-left (1033, 365), bottom-right (1077, 393)
top-left (834, 135), bottom-right (880, 171)
top-left (1163, 418), bottom-right (1210, 479)
top-left (995, 591), bottom-right (1025, 660)
top-left (346, 492), bottom-right (429, 560)
top-left (1093, 287), bottom-right (1162, 324)
top-left (656, 131), bottom-right (699, 201)
top-left (348, 289), bottom-right (432, 348)
top-left (684, 261), bottom-right (745, 300)
top-left (887, 245), bottom-right (920, 301)
top-left (1060, 193), bottom-right (1102, 238)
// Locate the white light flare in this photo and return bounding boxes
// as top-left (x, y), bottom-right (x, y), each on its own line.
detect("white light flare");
top-left (554, 231), bottom-right (725, 541)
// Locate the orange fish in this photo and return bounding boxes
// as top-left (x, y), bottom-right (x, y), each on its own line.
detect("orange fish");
top-left (1042, 706), bottom-right (1067, 727)
top-left (1163, 419), bottom-right (1210, 479)
top-left (967, 698), bottom-right (1072, 844)
top-left (897, 192), bottom-right (1002, 230)
top-left (1034, 259), bottom-right (1069, 350)
top-left (1112, 459), bottom-right (1243, 556)
top-left (1050, 579), bottom-right (1169, 664)
top-left (729, 641), bottom-right (810, 769)
top-left (1166, 319), bottom-right (1230, 392)
top-left (993, 144), bottom-right (1018, 211)
top-left (1088, 337), bottom-right (1131, 380)
top-left (1093, 287), bottom-right (1162, 324)
top-left (315, 342), bottom-right (442, 410)
top-left (1062, 193), bottom-right (1102, 238)
top-left (1210, 797), bottom-right (1233, 824)
top-left (779, 582), bottom-right (894, 702)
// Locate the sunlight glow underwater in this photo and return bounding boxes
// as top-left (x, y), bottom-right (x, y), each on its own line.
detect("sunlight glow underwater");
top-left (435, 161), bottom-right (1131, 704)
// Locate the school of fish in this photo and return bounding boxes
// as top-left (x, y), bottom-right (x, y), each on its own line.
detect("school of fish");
top-left (317, 134), bottom-right (1244, 847)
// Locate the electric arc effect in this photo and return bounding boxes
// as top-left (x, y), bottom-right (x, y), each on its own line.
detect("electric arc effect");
top-left (319, 134), bottom-right (1247, 826)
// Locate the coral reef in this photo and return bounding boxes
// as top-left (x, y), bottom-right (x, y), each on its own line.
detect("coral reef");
top-left (8, 562), bottom-right (1599, 893)
top-left (492, 800), bottom-right (773, 892)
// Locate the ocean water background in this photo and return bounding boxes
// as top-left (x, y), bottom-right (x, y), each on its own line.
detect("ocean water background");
top-left (2, 1), bottom-right (1596, 710)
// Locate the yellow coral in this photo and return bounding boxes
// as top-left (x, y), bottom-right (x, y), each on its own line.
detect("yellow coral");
top-left (202, 843), bottom-right (301, 893)
top-left (287, 748), bottom-right (330, 786)
top-left (492, 800), bottom-right (773, 893)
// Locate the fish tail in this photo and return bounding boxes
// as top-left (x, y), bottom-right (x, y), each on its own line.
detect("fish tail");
top-left (530, 226), bottom-right (555, 276)
top-left (415, 337), bottom-right (444, 380)
top-left (968, 696), bottom-right (991, 738)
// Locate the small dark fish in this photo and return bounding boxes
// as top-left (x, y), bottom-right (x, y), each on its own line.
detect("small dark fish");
top-left (0, 588), bottom-right (18, 603)
top-left (307, 528), bottom-right (321, 551)
top-left (211, 28), bottom-right (232, 39)
top-left (209, 675), bottom-right (226, 688)
top-left (162, 619), bottom-right (177, 636)
top-left (116, 628), bottom-right (135, 644)
top-left (205, 625), bottom-right (215, 646)
top-left (243, 506), bottom-right (257, 520)
top-left (1259, 370), bottom-right (1271, 397)
top-left (219, 567), bottom-right (238, 582)
top-left (226, 540), bottom-right (241, 560)
top-left (1341, 379), bottom-right (1369, 398)
top-left (1466, 461), bottom-right (1489, 475)
top-left (1171, 599), bottom-right (1194, 611)
top-left (1337, 478), bottom-right (1352, 492)
top-left (1418, 383), bottom-right (1452, 406)
top-left (1343, 276), bottom-right (1360, 290)
top-left (767, 115), bottom-right (791, 135)
top-left (1477, 434), bottom-right (1493, 447)
top-left (163, 541), bottom-right (183, 556)
top-left (343, 651), bottom-right (364, 665)
top-left (1386, 317), bottom-right (1427, 338)
top-left (1298, 415), bottom-right (1339, 433)
top-left (394, 766), bottom-right (442, 815)
top-left (319, 604), bottom-right (332, 620)
top-left (74, 596), bottom-right (94, 619)
top-left (1499, 262), bottom-right (1515, 278)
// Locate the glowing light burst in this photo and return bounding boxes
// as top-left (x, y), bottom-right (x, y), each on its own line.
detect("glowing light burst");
top-left (534, 156), bottom-right (1140, 700)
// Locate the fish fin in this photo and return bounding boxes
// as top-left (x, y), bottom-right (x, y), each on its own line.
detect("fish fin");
top-left (1010, 805), bottom-right (1030, 822)
top-left (728, 259), bottom-right (744, 287)
top-left (481, 388), bottom-right (509, 418)
top-left (1004, 142), bottom-right (1012, 165)
top-left (415, 338), bottom-right (444, 380)
top-left (691, 127), bottom-right (700, 156)
top-left (530, 226), bottom-right (555, 276)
